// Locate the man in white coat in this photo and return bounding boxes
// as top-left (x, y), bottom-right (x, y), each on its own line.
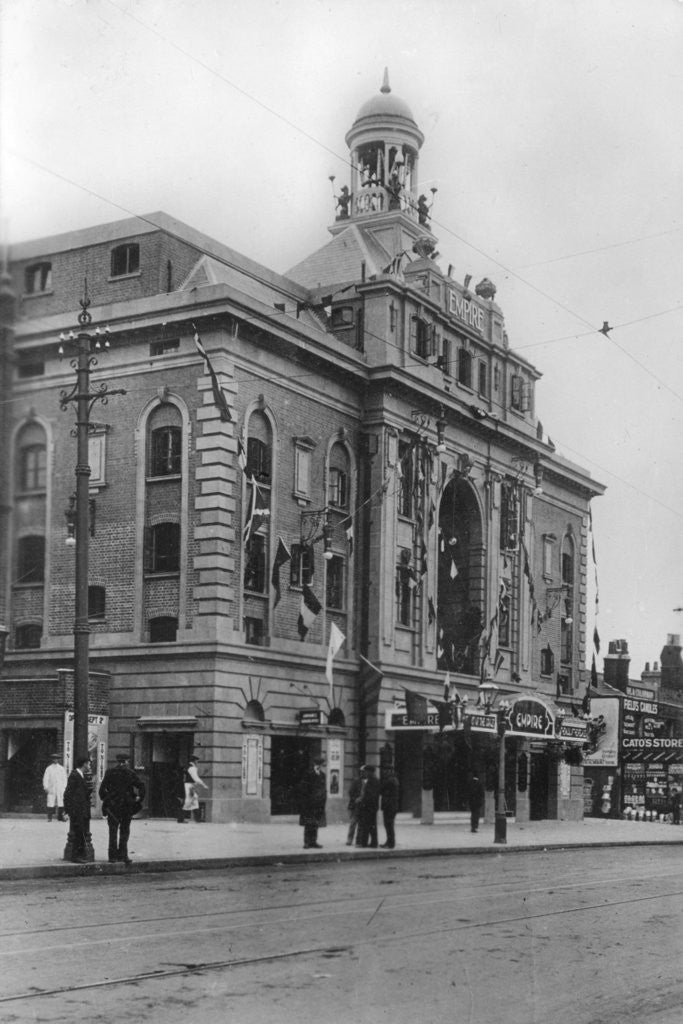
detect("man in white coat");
top-left (42, 753), bottom-right (67, 822)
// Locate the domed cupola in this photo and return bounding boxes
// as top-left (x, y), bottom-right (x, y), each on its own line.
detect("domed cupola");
top-left (341, 69), bottom-right (426, 224)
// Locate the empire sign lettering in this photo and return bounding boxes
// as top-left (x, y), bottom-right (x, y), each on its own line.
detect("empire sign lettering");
top-left (448, 291), bottom-right (485, 331)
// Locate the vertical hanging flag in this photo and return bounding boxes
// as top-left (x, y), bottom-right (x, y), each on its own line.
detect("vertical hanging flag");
top-left (325, 622), bottom-right (346, 698)
top-left (345, 518), bottom-right (354, 557)
top-left (237, 429), bottom-right (248, 476)
top-left (243, 479), bottom-right (270, 545)
top-left (593, 626), bottom-right (601, 655)
top-left (428, 596), bottom-right (436, 625)
top-left (590, 653), bottom-right (598, 692)
top-left (271, 537), bottom-right (291, 607)
top-left (359, 655), bottom-right (383, 712)
top-left (404, 688), bottom-right (429, 726)
top-left (298, 584), bottom-right (322, 640)
top-left (194, 326), bottom-right (233, 422)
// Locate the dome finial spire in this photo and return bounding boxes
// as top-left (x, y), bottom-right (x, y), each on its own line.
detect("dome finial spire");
top-left (381, 67), bottom-right (391, 94)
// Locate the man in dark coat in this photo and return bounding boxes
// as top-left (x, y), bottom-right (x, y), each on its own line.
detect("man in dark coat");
top-left (468, 774), bottom-right (485, 833)
top-left (298, 755), bottom-right (327, 849)
top-left (63, 755), bottom-right (93, 863)
top-left (346, 767), bottom-right (364, 846)
top-left (356, 764), bottom-right (380, 848)
top-left (379, 767), bottom-right (400, 849)
top-left (99, 753), bottom-right (146, 865)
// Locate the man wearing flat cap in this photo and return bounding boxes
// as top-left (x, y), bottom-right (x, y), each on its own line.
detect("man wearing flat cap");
top-left (298, 754), bottom-right (327, 849)
top-left (99, 752), bottom-right (145, 865)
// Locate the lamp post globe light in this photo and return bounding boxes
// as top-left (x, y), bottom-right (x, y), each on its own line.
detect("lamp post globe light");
top-left (58, 285), bottom-right (125, 861)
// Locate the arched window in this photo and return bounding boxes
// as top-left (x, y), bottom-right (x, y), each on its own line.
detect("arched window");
top-left (148, 616), bottom-right (178, 642)
top-left (16, 423), bottom-right (47, 492)
top-left (437, 479), bottom-right (484, 674)
top-left (328, 442), bottom-right (350, 510)
top-left (111, 243), bottom-right (140, 277)
top-left (147, 405), bottom-right (182, 477)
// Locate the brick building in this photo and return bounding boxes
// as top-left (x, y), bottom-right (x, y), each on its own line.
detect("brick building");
top-left (0, 74), bottom-right (604, 822)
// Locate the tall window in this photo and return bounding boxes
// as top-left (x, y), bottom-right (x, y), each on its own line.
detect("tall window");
top-left (411, 316), bottom-right (434, 359)
top-left (511, 374), bottom-right (530, 412)
top-left (478, 361), bottom-right (488, 397)
top-left (246, 437), bottom-right (271, 483)
top-left (290, 543), bottom-right (314, 587)
top-left (144, 522), bottom-right (180, 574)
top-left (19, 444), bottom-right (46, 491)
top-left (17, 536), bottom-right (45, 583)
top-left (326, 555), bottom-right (345, 611)
top-left (328, 467), bottom-right (348, 510)
top-left (111, 243), bottom-right (140, 277)
top-left (499, 481), bottom-right (520, 551)
top-left (396, 563), bottom-right (414, 627)
top-left (244, 534), bottom-right (267, 593)
top-left (150, 426), bottom-right (182, 476)
top-left (457, 348), bottom-right (472, 388)
top-left (88, 585), bottom-right (106, 621)
top-left (560, 536), bottom-right (575, 676)
top-left (397, 441), bottom-right (413, 518)
top-left (24, 262), bottom-right (52, 294)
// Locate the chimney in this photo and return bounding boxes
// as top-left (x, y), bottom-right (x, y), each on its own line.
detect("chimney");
top-left (660, 635), bottom-right (683, 692)
top-left (603, 639), bottom-right (631, 692)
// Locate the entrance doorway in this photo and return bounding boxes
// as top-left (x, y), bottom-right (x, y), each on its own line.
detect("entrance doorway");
top-left (270, 736), bottom-right (321, 815)
top-left (5, 729), bottom-right (58, 813)
top-left (140, 732), bottom-right (194, 817)
top-left (530, 749), bottom-right (550, 820)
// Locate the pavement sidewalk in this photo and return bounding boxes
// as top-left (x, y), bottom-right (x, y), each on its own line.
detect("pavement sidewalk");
top-left (1, 814), bottom-right (681, 880)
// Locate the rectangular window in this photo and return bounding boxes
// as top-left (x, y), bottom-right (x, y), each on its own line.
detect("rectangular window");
top-left (150, 338), bottom-right (180, 356)
top-left (244, 534), bottom-right (267, 592)
top-left (245, 617), bottom-right (265, 646)
top-left (499, 482), bottom-right (519, 551)
top-left (326, 555), bottom-right (345, 610)
top-left (24, 262), bottom-right (52, 294)
top-left (440, 336), bottom-right (452, 375)
top-left (395, 565), bottom-right (414, 627)
top-left (411, 316), bottom-right (434, 359)
top-left (290, 543), bottom-right (314, 587)
top-left (20, 446), bottom-right (46, 491)
top-left (17, 536), bottom-right (45, 584)
top-left (542, 536), bottom-right (555, 578)
top-left (457, 348), bottom-right (472, 388)
top-left (478, 361), bottom-right (488, 397)
top-left (150, 426), bottom-right (182, 476)
top-left (246, 437), bottom-right (271, 483)
top-left (145, 523), bottom-right (180, 574)
top-left (329, 468), bottom-right (348, 509)
top-left (149, 617), bottom-right (178, 643)
top-left (511, 374), bottom-right (530, 412)
top-left (398, 441), bottom-right (413, 519)
top-left (330, 306), bottom-right (354, 329)
top-left (15, 623), bottom-right (42, 649)
top-left (17, 358), bottom-right (45, 378)
top-left (88, 585), bottom-right (106, 621)
top-left (111, 243), bottom-right (140, 277)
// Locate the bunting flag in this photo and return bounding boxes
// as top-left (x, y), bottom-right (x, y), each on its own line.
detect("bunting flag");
top-left (583, 678), bottom-right (593, 716)
top-left (493, 649), bottom-right (505, 677)
top-left (419, 541), bottom-right (428, 582)
top-left (428, 500), bottom-right (436, 533)
top-left (432, 699), bottom-right (454, 732)
top-left (404, 688), bottom-right (430, 726)
top-left (590, 653), bottom-right (598, 691)
top-left (593, 625), bottom-right (601, 655)
top-left (194, 327), bottom-right (233, 422)
top-left (243, 478), bottom-right (270, 545)
top-left (359, 655), bottom-right (383, 712)
top-left (443, 672), bottom-right (451, 702)
top-left (237, 430), bottom-right (248, 476)
top-left (297, 584), bottom-right (322, 640)
top-left (345, 518), bottom-right (354, 556)
top-left (428, 596), bottom-right (436, 625)
top-left (270, 537), bottom-right (291, 607)
top-left (325, 622), bottom-right (345, 697)
top-left (521, 539), bottom-right (535, 601)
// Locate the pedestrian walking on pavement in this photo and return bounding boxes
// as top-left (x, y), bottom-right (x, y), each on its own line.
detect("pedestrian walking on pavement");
top-left (42, 753), bottom-right (67, 822)
top-left (298, 755), bottom-right (327, 849)
top-left (468, 774), bottom-right (485, 833)
top-left (670, 787), bottom-right (681, 825)
top-left (99, 753), bottom-right (146, 865)
top-left (380, 767), bottom-right (399, 848)
top-left (63, 756), bottom-right (92, 863)
top-left (181, 756), bottom-right (209, 822)
top-left (346, 767), bottom-right (364, 845)
top-left (356, 764), bottom-right (380, 848)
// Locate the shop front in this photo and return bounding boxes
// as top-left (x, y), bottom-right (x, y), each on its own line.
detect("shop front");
top-left (385, 694), bottom-right (587, 822)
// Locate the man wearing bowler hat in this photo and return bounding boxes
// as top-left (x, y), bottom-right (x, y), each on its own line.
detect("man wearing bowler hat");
top-left (99, 752), bottom-right (145, 865)
top-left (298, 754), bottom-right (327, 849)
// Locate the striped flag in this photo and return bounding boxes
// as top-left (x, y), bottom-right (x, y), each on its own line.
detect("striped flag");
top-left (193, 326), bottom-right (233, 423)
top-left (298, 585), bottom-right (322, 640)
top-left (325, 622), bottom-right (345, 697)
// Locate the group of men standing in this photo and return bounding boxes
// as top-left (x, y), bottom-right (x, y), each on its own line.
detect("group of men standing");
top-left (297, 758), bottom-right (400, 851)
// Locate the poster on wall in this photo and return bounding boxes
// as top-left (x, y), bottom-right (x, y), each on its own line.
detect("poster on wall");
top-left (242, 736), bottom-right (263, 797)
top-left (63, 713), bottom-right (108, 809)
top-left (327, 738), bottom-right (342, 797)
top-left (582, 697), bottom-right (619, 767)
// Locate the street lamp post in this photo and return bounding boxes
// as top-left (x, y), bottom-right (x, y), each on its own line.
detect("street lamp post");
top-left (59, 287), bottom-right (124, 860)
top-left (494, 699), bottom-right (511, 844)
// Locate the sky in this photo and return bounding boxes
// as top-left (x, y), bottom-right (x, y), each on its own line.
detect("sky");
top-left (1, 0), bottom-right (682, 680)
